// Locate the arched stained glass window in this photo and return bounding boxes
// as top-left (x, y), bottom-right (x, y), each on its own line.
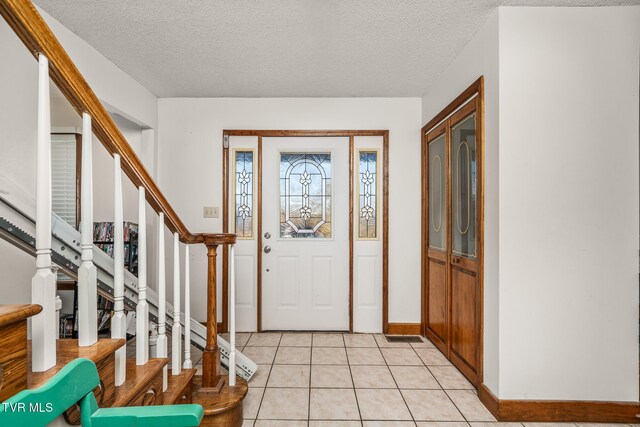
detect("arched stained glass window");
top-left (280, 153), bottom-right (332, 238)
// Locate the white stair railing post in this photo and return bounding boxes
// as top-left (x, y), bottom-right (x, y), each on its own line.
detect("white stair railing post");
top-left (229, 243), bottom-right (236, 386)
top-left (157, 213), bottom-right (168, 390)
top-left (136, 187), bottom-right (149, 365)
top-left (171, 232), bottom-right (182, 375)
top-left (111, 154), bottom-right (127, 386)
top-left (78, 112), bottom-right (98, 347)
top-left (31, 53), bottom-right (57, 372)
top-left (183, 245), bottom-right (192, 369)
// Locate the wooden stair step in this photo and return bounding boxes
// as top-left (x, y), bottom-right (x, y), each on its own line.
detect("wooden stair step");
top-left (27, 338), bottom-right (125, 389)
top-left (164, 368), bottom-right (197, 404)
top-left (112, 358), bottom-right (168, 407)
top-left (0, 304), bottom-right (42, 402)
top-left (27, 338), bottom-right (126, 425)
top-left (192, 375), bottom-right (248, 426)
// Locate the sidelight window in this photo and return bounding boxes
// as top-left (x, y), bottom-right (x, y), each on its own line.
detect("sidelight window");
top-left (234, 150), bottom-right (254, 238)
top-left (358, 151), bottom-right (378, 239)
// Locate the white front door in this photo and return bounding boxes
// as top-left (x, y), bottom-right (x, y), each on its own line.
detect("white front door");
top-left (262, 137), bottom-right (349, 331)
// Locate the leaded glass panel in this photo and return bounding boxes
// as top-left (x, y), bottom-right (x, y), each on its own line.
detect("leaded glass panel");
top-left (280, 152), bottom-right (331, 238)
top-left (234, 151), bottom-right (254, 238)
top-left (358, 151), bottom-right (377, 239)
top-left (428, 134), bottom-right (446, 250)
top-left (451, 113), bottom-right (477, 257)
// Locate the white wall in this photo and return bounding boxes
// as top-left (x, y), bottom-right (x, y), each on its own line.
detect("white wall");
top-left (36, 7), bottom-right (158, 130)
top-left (0, 239), bottom-right (36, 304)
top-left (498, 6), bottom-right (639, 401)
top-left (50, 87), bottom-right (144, 222)
top-left (157, 98), bottom-right (422, 322)
top-left (421, 9), bottom-right (500, 395)
top-left (0, 16), bottom-right (38, 210)
top-left (93, 114), bottom-right (143, 223)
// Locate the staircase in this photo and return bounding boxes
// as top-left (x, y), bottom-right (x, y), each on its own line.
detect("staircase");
top-left (0, 0), bottom-right (251, 425)
top-left (0, 195), bottom-right (256, 382)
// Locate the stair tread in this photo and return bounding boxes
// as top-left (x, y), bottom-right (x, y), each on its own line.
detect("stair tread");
top-left (0, 304), bottom-right (41, 328)
top-left (27, 338), bottom-right (125, 389)
top-left (191, 375), bottom-right (248, 415)
top-left (163, 368), bottom-right (197, 404)
top-left (112, 358), bottom-right (169, 407)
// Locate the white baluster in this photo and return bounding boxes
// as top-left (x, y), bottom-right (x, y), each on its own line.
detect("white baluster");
top-left (157, 212), bottom-right (168, 390)
top-left (55, 295), bottom-right (62, 339)
top-left (149, 323), bottom-right (158, 358)
top-left (171, 232), bottom-right (182, 375)
top-left (229, 243), bottom-right (236, 386)
top-left (31, 54), bottom-right (56, 372)
top-left (111, 154), bottom-right (126, 386)
top-left (78, 113), bottom-right (97, 347)
top-left (136, 187), bottom-right (149, 365)
top-left (183, 245), bottom-right (192, 369)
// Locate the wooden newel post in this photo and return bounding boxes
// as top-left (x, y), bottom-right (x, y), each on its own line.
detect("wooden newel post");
top-left (200, 233), bottom-right (236, 393)
top-left (202, 244), bottom-right (221, 391)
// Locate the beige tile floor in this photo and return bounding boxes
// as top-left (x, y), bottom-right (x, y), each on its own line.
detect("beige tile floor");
top-left (131, 334), bottom-right (639, 427)
top-left (215, 333), bottom-right (640, 427)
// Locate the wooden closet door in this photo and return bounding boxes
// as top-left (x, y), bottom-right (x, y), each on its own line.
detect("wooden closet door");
top-left (448, 99), bottom-right (481, 384)
top-left (422, 78), bottom-right (484, 387)
top-left (424, 122), bottom-right (449, 354)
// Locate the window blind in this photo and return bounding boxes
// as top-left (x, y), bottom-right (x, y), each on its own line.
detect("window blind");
top-left (51, 134), bottom-right (78, 226)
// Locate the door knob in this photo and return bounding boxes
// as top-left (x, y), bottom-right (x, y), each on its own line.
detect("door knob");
top-left (264, 245), bottom-right (271, 254)
top-left (264, 232), bottom-right (271, 239)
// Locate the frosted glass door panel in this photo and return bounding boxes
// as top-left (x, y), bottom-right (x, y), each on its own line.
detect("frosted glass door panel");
top-left (451, 113), bottom-right (477, 258)
top-left (428, 134), bottom-right (446, 250)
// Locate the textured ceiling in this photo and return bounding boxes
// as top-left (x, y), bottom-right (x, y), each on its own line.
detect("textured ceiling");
top-left (34, 0), bottom-right (640, 98)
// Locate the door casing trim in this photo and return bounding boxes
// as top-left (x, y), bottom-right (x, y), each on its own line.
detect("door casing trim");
top-left (221, 130), bottom-right (389, 333)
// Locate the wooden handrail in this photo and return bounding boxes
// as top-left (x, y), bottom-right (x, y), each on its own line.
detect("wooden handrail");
top-left (0, 0), bottom-right (217, 244)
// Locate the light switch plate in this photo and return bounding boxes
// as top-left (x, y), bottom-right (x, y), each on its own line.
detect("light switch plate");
top-left (203, 206), bottom-right (219, 218)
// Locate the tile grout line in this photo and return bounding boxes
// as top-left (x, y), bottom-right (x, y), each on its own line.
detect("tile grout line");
top-left (253, 332), bottom-right (279, 422)
top-left (410, 338), bottom-right (470, 425)
top-left (413, 343), bottom-right (494, 424)
top-left (343, 333), bottom-right (365, 426)
top-left (376, 334), bottom-right (418, 426)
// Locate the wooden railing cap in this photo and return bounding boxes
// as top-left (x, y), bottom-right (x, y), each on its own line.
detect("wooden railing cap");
top-left (0, 304), bottom-right (43, 328)
top-left (199, 233), bottom-right (237, 247)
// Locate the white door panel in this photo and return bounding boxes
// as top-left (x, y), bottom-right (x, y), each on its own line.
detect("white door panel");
top-left (262, 137), bottom-right (349, 331)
